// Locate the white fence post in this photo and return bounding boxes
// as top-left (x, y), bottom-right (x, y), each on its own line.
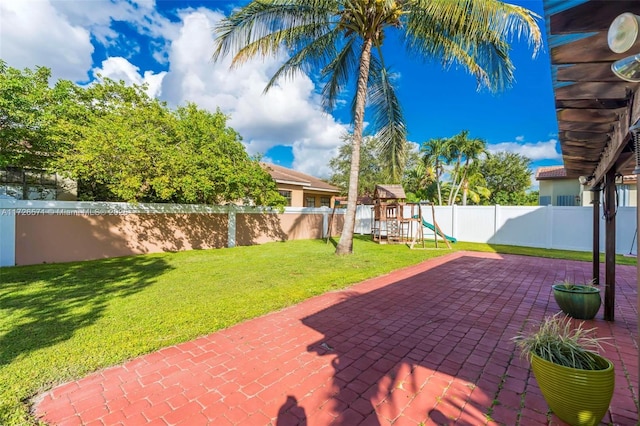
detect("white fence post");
top-left (494, 205), bottom-right (500, 242)
top-left (227, 206), bottom-right (236, 248)
top-left (322, 208), bottom-right (329, 239)
top-left (451, 204), bottom-right (457, 239)
top-left (0, 201), bottom-right (15, 267)
top-left (546, 205), bottom-right (554, 249)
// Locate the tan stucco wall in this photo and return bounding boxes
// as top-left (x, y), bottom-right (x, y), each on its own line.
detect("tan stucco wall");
top-left (542, 179), bottom-right (638, 207)
top-left (539, 179), bottom-right (580, 205)
top-left (538, 181), bottom-right (553, 200)
top-left (236, 213), bottom-right (315, 245)
top-left (15, 213), bottom-right (227, 265)
top-left (302, 192), bottom-right (335, 208)
top-left (14, 210), bottom-right (343, 265)
top-left (277, 183), bottom-right (304, 207)
top-left (235, 212), bottom-right (343, 246)
top-left (275, 184), bottom-right (336, 207)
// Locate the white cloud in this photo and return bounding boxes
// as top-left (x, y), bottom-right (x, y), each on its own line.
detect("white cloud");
top-left (3, 1), bottom-right (348, 179)
top-left (92, 57), bottom-right (166, 98)
top-left (0, 0), bottom-right (94, 82)
top-left (160, 9), bottom-right (348, 178)
top-left (0, 0), bottom-right (179, 82)
top-left (488, 138), bottom-right (561, 161)
top-left (51, 0), bottom-right (179, 46)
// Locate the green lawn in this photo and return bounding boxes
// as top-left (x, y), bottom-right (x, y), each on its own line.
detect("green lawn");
top-left (0, 237), bottom-right (635, 425)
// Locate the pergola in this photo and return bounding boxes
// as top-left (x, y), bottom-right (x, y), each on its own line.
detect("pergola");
top-left (542, 0), bottom-right (640, 394)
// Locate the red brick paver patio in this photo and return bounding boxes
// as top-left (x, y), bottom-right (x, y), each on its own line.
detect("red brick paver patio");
top-left (33, 251), bottom-right (639, 425)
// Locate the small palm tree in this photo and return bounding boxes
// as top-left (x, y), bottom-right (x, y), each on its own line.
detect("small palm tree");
top-left (420, 137), bottom-right (449, 205)
top-left (461, 160), bottom-right (491, 205)
top-left (212, 0), bottom-right (542, 254)
top-left (447, 130), bottom-right (487, 205)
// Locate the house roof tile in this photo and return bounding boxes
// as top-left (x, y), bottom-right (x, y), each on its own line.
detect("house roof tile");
top-left (535, 166), bottom-right (568, 180)
top-left (262, 163), bottom-right (340, 193)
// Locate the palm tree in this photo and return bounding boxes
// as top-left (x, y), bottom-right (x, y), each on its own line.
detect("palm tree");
top-left (447, 131), bottom-right (487, 205)
top-left (460, 159), bottom-right (490, 205)
top-left (420, 137), bottom-right (449, 205)
top-left (212, 0), bottom-right (542, 255)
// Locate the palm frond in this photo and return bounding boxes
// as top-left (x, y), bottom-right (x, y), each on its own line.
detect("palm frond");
top-left (321, 34), bottom-right (359, 112)
top-left (264, 26), bottom-right (343, 93)
top-left (367, 56), bottom-right (407, 182)
top-left (403, 0), bottom-right (541, 92)
top-left (212, 0), bottom-right (339, 66)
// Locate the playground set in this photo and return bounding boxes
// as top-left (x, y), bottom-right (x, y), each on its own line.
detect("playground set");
top-left (370, 185), bottom-right (456, 249)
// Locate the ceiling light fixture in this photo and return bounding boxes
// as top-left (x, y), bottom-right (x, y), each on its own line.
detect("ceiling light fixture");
top-left (578, 175), bottom-right (594, 185)
top-left (611, 53), bottom-right (640, 82)
top-left (608, 13), bottom-right (640, 82)
top-left (608, 13), bottom-right (640, 53)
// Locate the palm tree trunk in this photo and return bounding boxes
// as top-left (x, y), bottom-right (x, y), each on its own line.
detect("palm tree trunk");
top-left (448, 156), bottom-right (462, 205)
top-left (462, 180), bottom-right (469, 206)
top-left (451, 159), bottom-right (470, 205)
top-left (436, 163), bottom-right (443, 205)
top-left (336, 38), bottom-right (373, 255)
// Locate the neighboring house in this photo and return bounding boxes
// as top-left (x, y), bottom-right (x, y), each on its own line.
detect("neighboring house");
top-left (262, 163), bottom-right (340, 208)
top-left (536, 165), bottom-right (637, 207)
top-left (0, 167), bottom-right (77, 201)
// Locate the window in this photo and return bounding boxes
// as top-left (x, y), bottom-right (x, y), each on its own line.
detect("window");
top-left (320, 197), bottom-right (331, 207)
top-left (539, 196), bottom-right (551, 206)
top-left (278, 190), bottom-right (292, 206)
top-left (617, 185), bottom-right (632, 207)
top-left (305, 196), bottom-right (316, 207)
top-left (556, 195), bottom-right (577, 206)
top-left (0, 167), bottom-right (57, 200)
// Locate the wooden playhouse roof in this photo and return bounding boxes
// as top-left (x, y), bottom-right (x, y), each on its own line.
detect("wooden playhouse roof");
top-left (374, 184), bottom-right (406, 200)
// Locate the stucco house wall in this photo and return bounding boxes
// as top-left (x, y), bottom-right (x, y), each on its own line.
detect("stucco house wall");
top-left (264, 163), bottom-right (340, 208)
top-left (537, 166), bottom-right (637, 207)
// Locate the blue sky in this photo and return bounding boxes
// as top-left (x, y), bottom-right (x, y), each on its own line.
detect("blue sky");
top-left (1, 0), bottom-right (561, 183)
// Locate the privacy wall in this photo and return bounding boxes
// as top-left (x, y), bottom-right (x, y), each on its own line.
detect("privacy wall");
top-left (0, 200), bottom-right (344, 266)
top-left (429, 205), bottom-right (636, 255)
top-left (0, 201), bottom-right (636, 267)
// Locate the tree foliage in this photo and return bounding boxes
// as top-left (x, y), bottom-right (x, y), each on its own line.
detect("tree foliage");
top-left (479, 151), bottom-right (533, 205)
top-left (416, 130), bottom-right (489, 205)
top-left (406, 130), bottom-right (535, 206)
top-left (1, 62), bottom-right (284, 207)
top-left (329, 133), bottom-right (418, 196)
top-left (0, 60), bottom-right (74, 169)
top-left (55, 78), bottom-right (284, 205)
top-left (213, 0), bottom-right (542, 254)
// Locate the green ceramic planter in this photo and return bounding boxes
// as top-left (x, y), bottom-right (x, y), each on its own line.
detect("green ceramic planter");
top-left (552, 284), bottom-right (601, 320)
top-left (531, 352), bottom-right (614, 426)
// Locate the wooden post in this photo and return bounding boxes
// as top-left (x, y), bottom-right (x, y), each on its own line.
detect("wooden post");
top-left (636, 172), bottom-right (640, 405)
top-left (591, 186), bottom-right (600, 285)
top-left (636, 171), bottom-right (640, 402)
top-left (603, 169), bottom-right (616, 321)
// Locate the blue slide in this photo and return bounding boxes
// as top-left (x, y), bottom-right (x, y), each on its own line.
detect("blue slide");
top-left (421, 218), bottom-right (457, 243)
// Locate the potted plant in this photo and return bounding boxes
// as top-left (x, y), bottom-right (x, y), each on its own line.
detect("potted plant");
top-left (552, 279), bottom-right (601, 319)
top-left (513, 313), bottom-right (614, 426)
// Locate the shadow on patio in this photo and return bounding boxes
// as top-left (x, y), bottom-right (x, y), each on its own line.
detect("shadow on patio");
top-left (297, 252), bottom-right (638, 425)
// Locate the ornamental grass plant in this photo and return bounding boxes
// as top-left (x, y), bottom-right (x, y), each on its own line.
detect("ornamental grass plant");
top-left (553, 278), bottom-right (598, 291)
top-left (513, 312), bottom-right (610, 370)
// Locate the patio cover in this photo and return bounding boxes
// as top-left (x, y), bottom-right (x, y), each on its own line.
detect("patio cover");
top-left (542, 0), bottom-right (640, 404)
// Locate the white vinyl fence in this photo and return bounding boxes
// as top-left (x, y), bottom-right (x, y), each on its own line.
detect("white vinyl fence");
top-left (354, 204), bottom-right (637, 255)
